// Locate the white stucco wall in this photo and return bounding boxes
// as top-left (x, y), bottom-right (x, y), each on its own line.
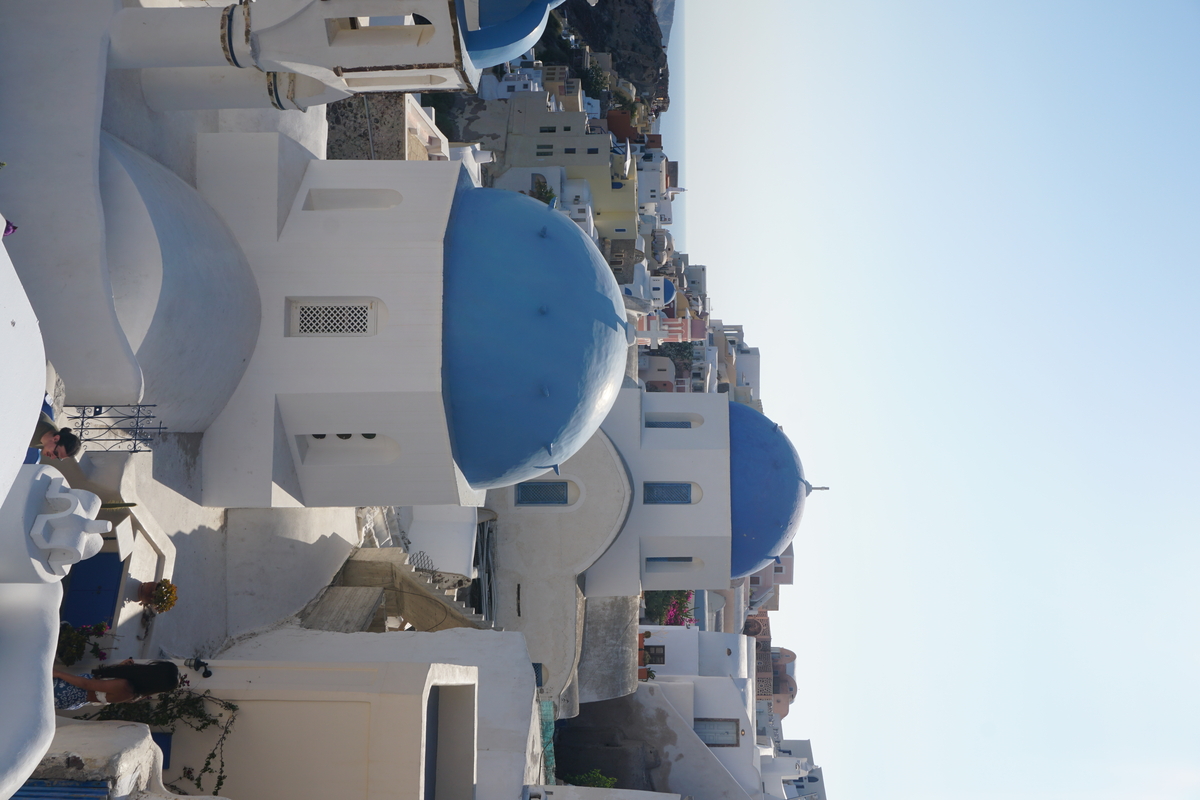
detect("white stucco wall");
top-left (0, 223), bottom-right (45, 502)
top-left (586, 389), bottom-right (733, 596)
top-left (0, 466), bottom-right (111, 800)
top-left (640, 627), bottom-right (752, 681)
top-left (651, 675), bottom-right (760, 797)
top-left (196, 134), bottom-right (482, 508)
top-left (218, 626), bottom-right (541, 800)
top-left (0, 2), bottom-right (144, 406)
top-left (166, 657), bottom-right (477, 800)
top-left (621, 683), bottom-right (754, 800)
top-left (485, 430), bottom-right (632, 714)
top-left (34, 718), bottom-right (216, 800)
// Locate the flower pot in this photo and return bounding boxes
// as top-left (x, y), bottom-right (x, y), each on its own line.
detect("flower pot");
top-left (137, 581), bottom-right (157, 606)
top-left (638, 667), bottom-right (649, 680)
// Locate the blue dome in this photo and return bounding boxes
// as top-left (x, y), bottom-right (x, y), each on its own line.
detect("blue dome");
top-left (460, 0), bottom-right (566, 68)
top-left (662, 279), bottom-right (676, 307)
top-left (443, 187), bottom-right (629, 490)
top-left (729, 402), bottom-right (807, 578)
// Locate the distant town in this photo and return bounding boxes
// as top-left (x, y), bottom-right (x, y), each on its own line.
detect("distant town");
top-left (0, 2), bottom-right (825, 800)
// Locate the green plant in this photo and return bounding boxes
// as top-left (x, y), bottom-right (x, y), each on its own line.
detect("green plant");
top-left (85, 689), bottom-right (238, 795)
top-left (581, 65), bottom-right (609, 96)
top-left (151, 579), bottom-right (178, 613)
top-left (529, 180), bottom-right (557, 205)
top-left (56, 622), bottom-right (110, 666)
top-left (643, 589), bottom-right (692, 625)
top-left (564, 768), bottom-right (618, 789)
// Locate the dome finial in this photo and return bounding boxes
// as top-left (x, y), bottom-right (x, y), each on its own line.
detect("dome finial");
top-left (801, 478), bottom-right (829, 496)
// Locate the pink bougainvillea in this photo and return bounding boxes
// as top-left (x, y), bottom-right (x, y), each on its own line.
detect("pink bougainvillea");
top-left (663, 590), bottom-right (695, 626)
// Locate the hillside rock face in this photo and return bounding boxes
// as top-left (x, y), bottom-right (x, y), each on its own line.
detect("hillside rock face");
top-left (565, 0), bottom-right (669, 108)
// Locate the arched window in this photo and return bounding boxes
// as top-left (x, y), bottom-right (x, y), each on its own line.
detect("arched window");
top-left (514, 479), bottom-right (581, 506)
top-left (644, 412), bottom-right (704, 429)
top-left (642, 482), bottom-right (703, 504)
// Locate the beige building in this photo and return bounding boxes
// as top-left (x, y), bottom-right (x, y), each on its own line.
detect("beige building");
top-left (497, 92), bottom-right (641, 244)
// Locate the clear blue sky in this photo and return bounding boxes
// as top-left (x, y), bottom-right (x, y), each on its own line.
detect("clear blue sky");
top-left (661, 3), bottom-right (1200, 799)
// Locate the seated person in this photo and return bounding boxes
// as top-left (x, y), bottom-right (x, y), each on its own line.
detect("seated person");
top-left (31, 410), bottom-right (81, 461)
top-left (52, 660), bottom-right (181, 709)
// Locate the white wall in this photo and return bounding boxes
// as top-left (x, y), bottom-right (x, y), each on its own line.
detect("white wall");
top-left (486, 430), bottom-right (631, 714)
top-left (196, 134), bottom-right (482, 508)
top-left (0, 226), bottom-right (45, 502)
top-left (167, 657), bottom-right (477, 800)
top-left (655, 675), bottom-right (760, 797)
top-left (0, 466), bottom-right (110, 798)
top-left (218, 626), bottom-right (541, 800)
top-left (585, 388), bottom-right (732, 595)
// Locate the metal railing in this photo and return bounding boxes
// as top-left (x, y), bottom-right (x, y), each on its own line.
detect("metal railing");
top-left (68, 405), bottom-right (165, 452)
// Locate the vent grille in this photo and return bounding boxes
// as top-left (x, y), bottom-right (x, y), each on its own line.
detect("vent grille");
top-left (646, 420), bottom-right (691, 428)
top-left (297, 304), bottom-right (370, 334)
top-left (287, 298), bottom-right (380, 337)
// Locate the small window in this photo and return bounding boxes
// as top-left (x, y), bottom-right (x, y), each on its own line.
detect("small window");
top-left (563, 126), bottom-right (572, 132)
top-left (539, 126), bottom-right (557, 133)
top-left (774, 565), bottom-right (785, 573)
top-left (694, 718), bottom-right (740, 747)
top-left (644, 556), bottom-right (697, 574)
top-left (645, 412), bottom-right (703, 429)
top-left (507, 86), bottom-right (516, 93)
top-left (587, 148), bottom-right (599, 154)
top-left (516, 481), bottom-right (568, 505)
top-left (645, 645), bottom-right (665, 665)
top-left (615, 228), bottom-right (626, 233)
top-left (644, 483), bottom-right (691, 504)
top-left (564, 148), bottom-right (576, 154)
top-left (749, 576), bottom-right (761, 586)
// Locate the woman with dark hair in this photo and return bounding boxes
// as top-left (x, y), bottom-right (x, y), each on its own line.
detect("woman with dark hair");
top-left (31, 410), bottom-right (81, 460)
top-left (52, 659), bottom-right (181, 710)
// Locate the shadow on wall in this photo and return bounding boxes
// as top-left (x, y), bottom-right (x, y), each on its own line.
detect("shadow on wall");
top-left (554, 693), bottom-right (661, 791)
top-left (150, 432), bottom-right (204, 505)
top-left (224, 511), bottom-right (358, 639)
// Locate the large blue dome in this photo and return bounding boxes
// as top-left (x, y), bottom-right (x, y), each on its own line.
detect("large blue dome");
top-left (443, 187), bottom-right (629, 490)
top-left (459, 0), bottom-right (566, 68)
top-left (729, 402), bottom-right (807, 578)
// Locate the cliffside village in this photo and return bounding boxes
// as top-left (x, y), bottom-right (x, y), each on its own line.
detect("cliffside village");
top-left (0, 2), bottom-right (827, 800)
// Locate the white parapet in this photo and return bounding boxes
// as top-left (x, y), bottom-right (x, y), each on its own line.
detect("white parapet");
top-left (0, 465), bottom-right (110, 800)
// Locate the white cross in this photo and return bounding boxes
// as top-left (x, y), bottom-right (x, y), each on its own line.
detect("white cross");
top-left (638, 318), bottom-right (671, 349)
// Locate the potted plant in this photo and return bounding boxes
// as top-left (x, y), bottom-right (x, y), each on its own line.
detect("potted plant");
top-left (137, 578), bottom-right (178, 614)
top-left (56, 622), bottom-right (110, 666)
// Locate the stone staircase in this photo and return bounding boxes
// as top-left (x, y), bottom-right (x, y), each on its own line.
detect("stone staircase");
top-left (301, 548), bottom-right (494, 634)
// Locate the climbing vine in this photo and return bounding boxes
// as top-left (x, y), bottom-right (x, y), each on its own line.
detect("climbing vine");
top-left (83, 689), bottom-right (238, 795)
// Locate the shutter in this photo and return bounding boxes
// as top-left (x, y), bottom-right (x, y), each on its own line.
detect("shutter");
top-left (643, 482), bottom-right (691, 504)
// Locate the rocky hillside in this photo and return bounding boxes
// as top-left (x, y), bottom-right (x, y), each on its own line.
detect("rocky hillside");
top-left (563, 0), bottom-right (669, 108)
